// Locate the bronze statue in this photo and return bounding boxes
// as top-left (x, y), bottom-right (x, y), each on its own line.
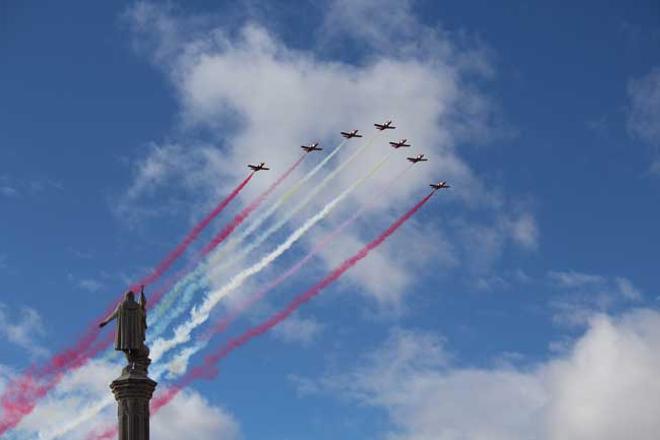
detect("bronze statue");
top-left (100, 286), bottom-right (151, 374)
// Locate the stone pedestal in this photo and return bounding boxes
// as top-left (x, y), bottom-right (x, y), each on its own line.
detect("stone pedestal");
top-left (110, 370), bottom-right (157, 440)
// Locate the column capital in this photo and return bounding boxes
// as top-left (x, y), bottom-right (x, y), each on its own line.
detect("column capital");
top-left (110, 373), bottom-right (157, 401)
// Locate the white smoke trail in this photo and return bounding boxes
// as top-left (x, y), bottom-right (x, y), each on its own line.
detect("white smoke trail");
top-left (145, 134), bottom-right (379, 341)
top-left (36, 142), bottom-right (391, 440)
top-left (39, 395), bottom-right (115, 440)
top-left (150, 150), bottom-right (392, 364)
top-left (64, 137), bottom-right (372, 376)
top-left (36, 151), bottom-right (393, 440)
top-left (162, 159), bottom-right (414, 377)
top-left (210, 134), bottom-right (382, 274)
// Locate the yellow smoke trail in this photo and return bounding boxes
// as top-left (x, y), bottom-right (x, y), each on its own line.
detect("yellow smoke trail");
top-left (150, 150), bottom-right (394, 366)
top-left (38, 149), bottom-right (395, 440)
top-left (147, 133), bottom-right (381, 338)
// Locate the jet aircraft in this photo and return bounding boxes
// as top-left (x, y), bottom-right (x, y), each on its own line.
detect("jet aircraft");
top-left (407, 154), bottom-right (428, 163)
top-left (248, 162), bottom-right (270, 172)
top-left (301, 142), bottom-right (323, 153)
top-left (341, 129), bottom-right (363, 139)
top-left (374, 120), bottom-right (396, 130)
top-left (389, 139), bottom-right (411, 149)
top-left (430, 181), bottom-right (450, 190)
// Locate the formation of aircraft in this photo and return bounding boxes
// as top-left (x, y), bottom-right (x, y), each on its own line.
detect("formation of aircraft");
top-left (248, 120), bottom-right (449, 191)
top-left (248, 162), bottom-right (270, 172)
top-left (389, 139), bottom-right (411, 149)
top-left (301, 142), bottom-right (323, 153)
top-left (407, 154), bottom-right (428, 163)
top-left (341, 129), bottom-right (363, 139)
top-left (430, 181), bottom-right (450, 190)
top-left (374, 120), bottom-right (396, 130)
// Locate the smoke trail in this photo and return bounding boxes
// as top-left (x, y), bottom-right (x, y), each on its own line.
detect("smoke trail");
top-left (0, 173), bottom-right (254, 434)
top-left (0, 168), bottom-right (276, 436)
top-left (25, 155), bottom-right (306, 440)
top-left (144, 153), bottom-right (307, 337)
top-left (24, 155), bottom-right (307, 440)
top-left (142, 190), bottom-right (438, 421)
top-left (164, 163), bottom-right (416, 374)
top-left (148, 134), bottom-right (378, 336)
top-left (150, 151), bottom-right (393, 365)
top-left (130, 172), bottom-right (256, 290)
top-left (212, 133), bottom-right (382, 275)
top-left (211, 162), bottom-right (415, 334)
top-left (46, 173), bottom-right (254, 370)
top-left (83, 156), bottom-right (304, 360)
top-left (64, 167), bottom-right (424, 440)
top-left (218, 139), bottom-right (349, 256)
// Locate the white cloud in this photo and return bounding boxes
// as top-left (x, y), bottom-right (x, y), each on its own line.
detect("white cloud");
top-left (115, 142), bottom-right (231, 225)
top-left (627, 67), bottom-right (660, 173)
top-left (271, 313), bottom-right (324, 346)
top-left (67, 273), bottom-right (105, 293)
top-left (455, 211), bottom-right (539, 279)
top-left (0, 186), bottom-right (20, 198)
top-left (152, 389), bottom-right (241, 440)
top-left (11, 359), bottom-right (240, 440)
top-left (506, 212), bottom-right (539, 250)
top-left (546, 310), bottom-right (660, 440)
top-left (651, 159), bottom-right (660, 175)
top-left (548, 270), bottom-right (606, 288)
top-left (614, 276), bottom-right (642, 301)
top-left (0, 302), bottom-right (48, 358)
top-left (78, 278), bottom-right (104, 293)
top-left (120, 1), bottom-right (536, 305)
top-left (0, 175), bottom-right (63, 199)
top-left (299, 309), bottom-right (660, 440)
top-left (547, 271), bottom-right (644, 326)
top-left (628, 67), bottom-right (660, 147)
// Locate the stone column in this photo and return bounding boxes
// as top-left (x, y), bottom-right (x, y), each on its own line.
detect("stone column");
top-left (110, 347), bottom-right (157, 440)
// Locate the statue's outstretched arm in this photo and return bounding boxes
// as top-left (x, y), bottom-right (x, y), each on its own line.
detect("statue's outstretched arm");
top-left (99, 306), bottom-right (118, 328)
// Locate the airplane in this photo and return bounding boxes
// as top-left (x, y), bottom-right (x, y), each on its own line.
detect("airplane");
top-left (301, 142), bottom-right (323, 153)
top-left (248, 162), bottom-right (270, 172)
top-left (374, 120), bottom-right (396, 130)
top-left (389, 139), bottom-right (411, 149)
top-left (340, 129), bottom-right (363, 139)
top-left (407, 154), bottom-right (428, 163)
top-left (430, 181), bottom-right (450, 190)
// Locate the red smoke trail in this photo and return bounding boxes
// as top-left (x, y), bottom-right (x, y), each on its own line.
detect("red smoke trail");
top-left (1, 158), bottom-right (306, 435)
top-left (69, 155), bottom-right (303, 366)
top-left (204, 163), bottom-right (416, 339)
top-left (90, 159), bottom-right (304, 439)
top-left (148, 154), bottom-right (306, 308)
top-left (130, 172), bottom-right (256, 290)
top-left (88, 190), bottom-right (435, 440)
top-left (0, 173), bottom-right (256, 435)
top-left (87, 425), bottom-right (117, 440)
top-left (147, 191), bottom-right (437, 418)
top-left (198, 155), bottom-right (306, 258)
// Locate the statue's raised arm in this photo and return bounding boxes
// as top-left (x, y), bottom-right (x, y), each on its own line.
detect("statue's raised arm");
top-left (140, 285), bottom-right (147, 311)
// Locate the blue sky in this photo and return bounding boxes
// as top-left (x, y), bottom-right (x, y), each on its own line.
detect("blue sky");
top-left (1, 1), bottom-right (659, 439)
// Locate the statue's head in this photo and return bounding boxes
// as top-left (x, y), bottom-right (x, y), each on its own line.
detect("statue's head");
top-left (125, 291), bottom-right (136, 302)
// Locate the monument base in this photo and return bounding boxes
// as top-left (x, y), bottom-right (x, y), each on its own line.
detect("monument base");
top-left (110, 370), bottom-right (157, 440)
